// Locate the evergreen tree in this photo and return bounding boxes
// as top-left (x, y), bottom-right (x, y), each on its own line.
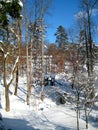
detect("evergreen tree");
top-left (55, 25), bottom-right (68, 50)
top-left (0, 0), bottom-right (23, 27)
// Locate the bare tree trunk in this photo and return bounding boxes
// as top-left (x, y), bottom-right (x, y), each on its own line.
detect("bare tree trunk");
top-left (84, 27), bottom-right (90, 76)
top-left (26, 32), bottom-right (30, 105)
top-left (3, 51), bottom-right (18, 111)
top-left (26, 37), bottom-right (33, 105)
top-left (76, 93), bottom-right (80, 130)
top-left (85, 108), bottom-right (88, 129)
top-left (3, 55), bottom-right (10, 112)
top-left (87, 2), bottom-right (93, 75)
top-left (40, 32), bottom-right (44, 101)
top-left (40, 0), bottom-right (45, 101)
top-left (14, 20), bottom-right (21, 96)
top-left (77, 109), bottom-right (80, 130)
top-left (5, 85), bottom-right (10, 112)
top-left (23, 0), bottom-right (30, 105)
top-left (25, 20), bottom-right (30, 105)
top-left (3, 27), bottom-right (11, 112)
top-left (29, 38), bottom-right (33, 92)
top-left (14, 66), bottom-right (18, 95)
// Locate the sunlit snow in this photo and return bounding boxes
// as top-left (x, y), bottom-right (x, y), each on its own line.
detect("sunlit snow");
top-left (0, 72), bottom-right (98, 130)
top-left (18, 0), bottom-right (23, 8)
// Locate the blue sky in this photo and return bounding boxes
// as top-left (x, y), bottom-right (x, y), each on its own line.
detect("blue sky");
top-left (45, 0), bottom-right (98, 44)
top-left (45, 0), bottom-right (80, 43)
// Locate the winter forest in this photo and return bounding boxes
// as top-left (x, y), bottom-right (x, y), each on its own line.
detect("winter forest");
top-left (0, 0), bottom-right (98, 130)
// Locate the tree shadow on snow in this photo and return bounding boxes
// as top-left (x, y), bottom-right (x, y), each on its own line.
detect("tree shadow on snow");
top-left (88, 104), bottom-right (98, 128)
top-left (0, 95), bottom-right (2, 109)
top-left (3, 117), bottom-right (40, 130)
top-left (18, 87), bottom-right (27, 95)
top-left (89, 114), bottom-right (98, 128)
top-left (41, 113), bottom-right (76, 130)
top-left (0, 103), bottom-right (1, 109)
top-left (55, 125), bottom-right (75, 130)
top-left (93, 104), bottom-right (98, 111)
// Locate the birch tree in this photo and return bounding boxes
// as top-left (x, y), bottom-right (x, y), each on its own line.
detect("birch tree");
top-left (0, 0), bottom-right (23, 111)
top-left (14, 19), bottom-right (22, 96)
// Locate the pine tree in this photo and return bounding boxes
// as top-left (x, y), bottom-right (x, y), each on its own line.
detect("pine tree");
top-left (0, 0), bottom-right (23, 27)
top-left (55, 25), bottom-right (68, 50)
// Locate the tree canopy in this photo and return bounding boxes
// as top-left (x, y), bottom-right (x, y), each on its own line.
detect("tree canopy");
top-left (55, 25), bottom-right (68, 50)
top-left (0, 0), bottom-right (23, 27)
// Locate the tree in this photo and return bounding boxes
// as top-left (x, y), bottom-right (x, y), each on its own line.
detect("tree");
top-left (76, 2), bottom-right (98, 117)
top-left (55, 25), bottom-right (68, 50)
top-left (23, 0), bottom-right (30, 105)
top-left (0, 0), bottom-right (22, 27)
top-left (46, 43), bottom-right (57, 56)
top-left (0, 0), bottom-right (23, 112)
top-left (78, 0), bottom-right (98, 76)
top-left (66, 44), bottom-right (81, 130)
top-left (68, 26), bottom-right (78, 44)
top-left (23, 0), bottom-right (51, 104)
top-left (78, 0), bottom-right (98, 124)
top-left (14, 19), bottom-right (22, 96)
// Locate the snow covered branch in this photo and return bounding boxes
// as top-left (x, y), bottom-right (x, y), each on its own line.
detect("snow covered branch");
top-left (0, 40), bottom-right (4, 53)
top-left (0, 46), bottom-right (4, 53)
top-left (7, 56), bottom-right (19, 86)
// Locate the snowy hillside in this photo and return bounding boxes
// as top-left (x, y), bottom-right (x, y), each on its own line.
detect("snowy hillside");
top-left (0, 74), bottom-right (98, 130)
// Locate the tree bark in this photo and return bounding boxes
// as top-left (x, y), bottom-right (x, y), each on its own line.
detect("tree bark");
top-left (14, 66), bottom-right (18, 95)
top-left (3, 54), bottom-right (19, 111)
top-left (25, 15), bottom-right (30, 105)
top-left (85, 104), bottom-right (88, 129)
top-left (77, 109), bottom-right (80, 130)
top-left (3, 54), bottom-right (10, 112)
top-left (76, 93), bottom-right (80, 130)
top-left (5, 85), bottom-right (10, 112)
top-left (14, 20), bottom-right (21, 96)
top-left (40, 0), bottom-right (45, 101)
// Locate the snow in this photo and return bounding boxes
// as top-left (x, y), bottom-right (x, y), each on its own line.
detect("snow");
top-left (6, 0), bottom-right (13, 3)
top-left (0, 74), bottom-right (98, 130)
top-left (13, 56), bottom-right (19, 70)
top-left (44, 44), bottom-right (47, 49)
top-left (5, 0), bottom-right (23, 9)
top-left (4, 52), bottom-right (9, 58)
top-left (0, 40), bottom-right (3, 43)
top-left (0, 46), bottom-right (4, 52)
top-left (18, 0), bottom-right (23, 8)
top-left (0, 40), bottom-right (4, 52)
top-left (5, 0), bottom-right (23, 8)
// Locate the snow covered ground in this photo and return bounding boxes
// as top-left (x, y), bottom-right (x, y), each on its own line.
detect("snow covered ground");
top-left (0, 75), bottom-right (98, 130)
